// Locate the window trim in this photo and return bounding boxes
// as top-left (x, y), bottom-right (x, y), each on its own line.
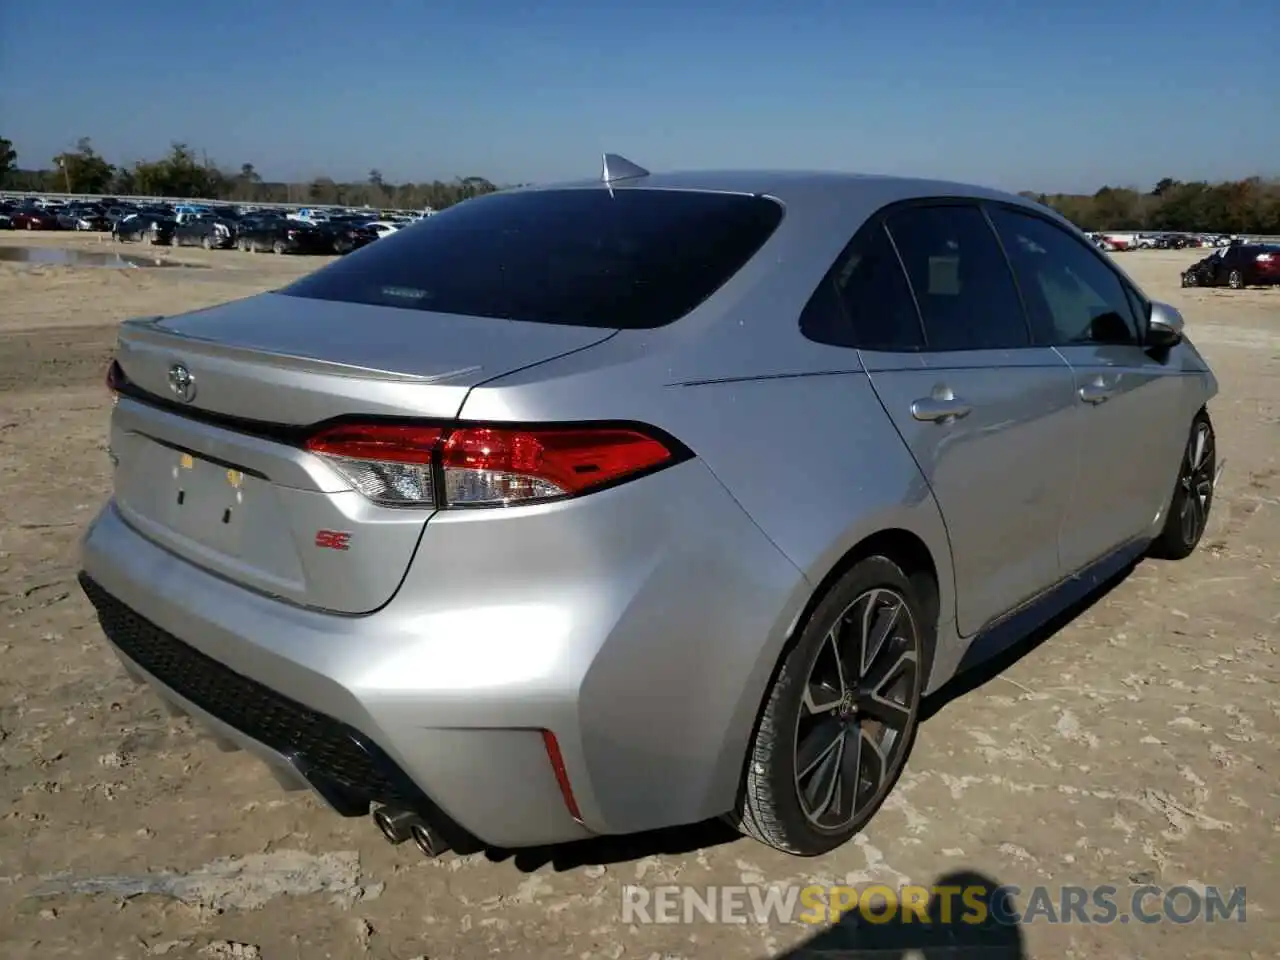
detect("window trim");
top-left (801, 195), bottom-right (1045, 353)
top-left (979, 200), bottom-right (1151, 348)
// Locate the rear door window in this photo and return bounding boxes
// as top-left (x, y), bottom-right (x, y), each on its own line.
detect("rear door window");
top-left (282, 189), bottom-right (784, 329)
top-left (884, 204), bottom-right (1031, 350)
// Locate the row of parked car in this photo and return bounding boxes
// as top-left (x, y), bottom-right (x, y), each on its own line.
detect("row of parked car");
top-left (1085, 231), bottom-right (1241, 252)
top-left (0, 198), bottom-right (425, 256)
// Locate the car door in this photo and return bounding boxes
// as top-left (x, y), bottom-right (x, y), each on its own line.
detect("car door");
top-left (837, 202), bottom-right (1078, 637)
top-left (986, 205), bottom-right (1188, 574)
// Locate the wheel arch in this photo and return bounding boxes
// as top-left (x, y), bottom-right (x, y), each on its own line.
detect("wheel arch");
top-left (789, 529), bottom-right (942, 653)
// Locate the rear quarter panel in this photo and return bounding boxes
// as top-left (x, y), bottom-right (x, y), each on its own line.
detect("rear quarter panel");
top-left (460, 356), bottom-right (956, 691)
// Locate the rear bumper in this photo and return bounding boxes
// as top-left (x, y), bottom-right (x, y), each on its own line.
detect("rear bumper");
top-left (79, 460), bottom-right (807, 847)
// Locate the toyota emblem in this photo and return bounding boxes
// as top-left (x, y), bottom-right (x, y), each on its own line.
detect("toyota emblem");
top-left (168, 363), bottom-right (196, 403)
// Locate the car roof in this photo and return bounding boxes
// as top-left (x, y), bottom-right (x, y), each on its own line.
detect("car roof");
top-left (508, 168), bottom-right (1078, 242)
top-left (519, 168), bottom-right (1034, 208)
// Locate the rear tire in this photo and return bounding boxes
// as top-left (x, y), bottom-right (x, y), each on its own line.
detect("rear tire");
top-left (729, 556), bottom-right (933, 856)
top-left (1148, 410), bottom-right (1216, 561)
top-left (272, 240), bottom-right (286, 255)
top-left (201, 235), bottom-right (213, 250)
top-left (1228, 270), bottom-right (1244, 289)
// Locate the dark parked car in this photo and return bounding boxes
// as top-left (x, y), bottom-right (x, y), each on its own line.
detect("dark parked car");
top-left (174, 215), bottom-right (237, 249)
top-left (1182, 244), bottom-right (1280, 288)
top-left (315, 217), bottom-right (379, 254)
top-left (10, 208), bottom-right (61, 230)
top-left (113, 213), bottom-right (177, 245)
top-left (236, 215), bottom-right (330, 254)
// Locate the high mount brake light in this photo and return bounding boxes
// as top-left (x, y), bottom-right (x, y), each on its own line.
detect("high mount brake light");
top-left (304, 421), bottom-right (680, 509)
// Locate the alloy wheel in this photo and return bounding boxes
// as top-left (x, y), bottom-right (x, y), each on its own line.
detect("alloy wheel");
top-left (1179, 420), bottom-right (1215, 545)
top-left (793, 587), bottom-right (921, 831)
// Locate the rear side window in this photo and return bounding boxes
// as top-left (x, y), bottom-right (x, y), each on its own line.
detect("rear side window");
top-left (801, 224), bottom-right (924, 350)
top-left (281, 188), bottom-right (784, 329)
top-left (885, 204), bottom-right (1031, 350)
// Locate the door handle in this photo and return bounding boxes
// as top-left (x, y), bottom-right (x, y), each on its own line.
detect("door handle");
top-left (910, 396), bottom-right (972, 423)
top-left (1078, 379), bottom-right (1114, 405)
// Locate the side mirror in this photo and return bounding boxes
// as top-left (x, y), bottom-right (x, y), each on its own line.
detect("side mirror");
top-left (1146, 301), bottom-right (1184, 349)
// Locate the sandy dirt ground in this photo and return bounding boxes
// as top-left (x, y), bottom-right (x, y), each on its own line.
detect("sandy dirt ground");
top-left (0, 232), bottom-right (1276, 960)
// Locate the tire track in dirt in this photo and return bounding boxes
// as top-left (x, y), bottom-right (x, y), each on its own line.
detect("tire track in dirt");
top-left (0, 326), bottom-right (118, 394)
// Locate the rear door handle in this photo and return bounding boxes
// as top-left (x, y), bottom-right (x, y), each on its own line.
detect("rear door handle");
top-left (1078, 378), bottom-right (1114, 405)
top-left (910, 396), bottom-right (972, 423)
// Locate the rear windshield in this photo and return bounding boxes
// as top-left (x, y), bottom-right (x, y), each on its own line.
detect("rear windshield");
top-left (280, 188), bottom-right (784, 328)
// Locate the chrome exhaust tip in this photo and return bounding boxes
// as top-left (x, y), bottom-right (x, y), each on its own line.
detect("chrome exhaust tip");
top-left (410, 820), bottom-right (451, 858)
top-left (372, 806), bottom-right (420, 845)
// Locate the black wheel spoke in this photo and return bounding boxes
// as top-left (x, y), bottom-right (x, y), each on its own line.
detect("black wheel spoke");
top-left (802, 627), bottom-right (846, 715)
top-left (831, 726), bottom-right (864, 820)
top-left (857, 652), bottom-right (917, 729)
top-left (853, 727), bottom-right (887, 807)
top-left (858, 590), bottom-right (901, 676)
top-left (796, 723), bottom-right (845, 819)
top-left (1180, 494), bottom-right (1197, 542)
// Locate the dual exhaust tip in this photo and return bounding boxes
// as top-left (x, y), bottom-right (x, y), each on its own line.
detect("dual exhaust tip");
top-left (372, 805), bottom-right (450, 858)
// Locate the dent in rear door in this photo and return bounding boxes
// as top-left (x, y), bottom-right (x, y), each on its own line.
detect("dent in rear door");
top-left (863, 348), bottom-right (1078, 636)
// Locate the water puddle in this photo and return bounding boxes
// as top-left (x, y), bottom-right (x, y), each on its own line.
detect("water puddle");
top-left (0, 246), bottom-right (207, 269)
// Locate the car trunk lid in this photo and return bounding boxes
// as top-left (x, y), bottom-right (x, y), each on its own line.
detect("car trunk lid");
top-left (108, 294), bottom-right (615, 613)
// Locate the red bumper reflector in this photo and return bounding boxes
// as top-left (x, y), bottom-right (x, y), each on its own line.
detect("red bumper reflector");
top-left (541, 729), bottom-right (583, 823)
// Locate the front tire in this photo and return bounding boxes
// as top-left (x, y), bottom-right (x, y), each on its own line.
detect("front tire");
top-left (730, 556), bottom-right (932, 856)
top-left (1149, 411), bottom-right (1216, 560)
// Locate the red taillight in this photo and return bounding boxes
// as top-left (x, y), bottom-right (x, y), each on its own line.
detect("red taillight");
top-left (1256, 253), bottom-right (1274, 262)
top-left (304, 421), bottom-right (679, 509)
top-left (306, 423), bottom-right (443, 464)
top-left (441, 425), bottom-right (673, 504)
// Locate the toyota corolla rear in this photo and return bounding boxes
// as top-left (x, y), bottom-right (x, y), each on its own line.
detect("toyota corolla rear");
top-left (79, 182), bottom-right (810, 850)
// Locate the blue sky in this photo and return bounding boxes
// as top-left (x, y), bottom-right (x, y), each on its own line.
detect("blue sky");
top-left (1, 0), bottom-right (1275, 193)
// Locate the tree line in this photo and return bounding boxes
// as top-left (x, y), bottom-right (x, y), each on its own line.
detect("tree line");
top-left (2, 135), bottom-right (1278, 231)
top-left (0, 137), bottom-right (501, 211)
top-left (1020, 177), bottom-right (1280, 235)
